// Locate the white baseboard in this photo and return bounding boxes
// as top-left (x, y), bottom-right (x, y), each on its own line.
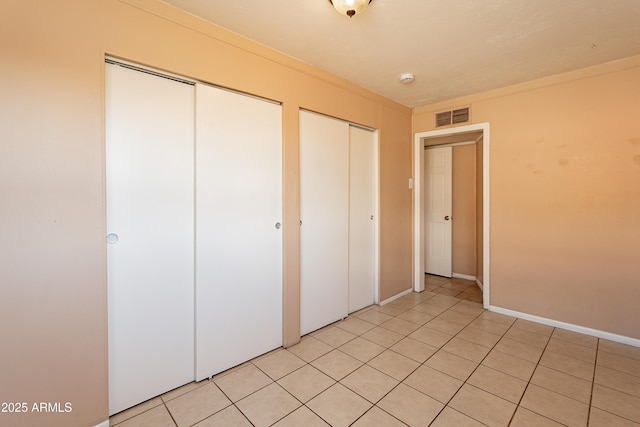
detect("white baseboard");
top-left (95, 421), bottom-right (109, 427)
top-left (452, 272), bottom-right (476, 281)
top-left (489, 305), bottom-right (640, 348)
top-left (379, 288), bottom-right (413, 306)
top-left (475, 278), bottom-right (483, 290)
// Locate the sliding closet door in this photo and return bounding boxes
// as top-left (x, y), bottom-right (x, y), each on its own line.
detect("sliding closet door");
top-left (195, 84), bottom-right (282, 380)
top-left (300, 110), bottom-right (349, 335)
top-left (106, 63), bottom-right (195, 415)
top-left (349, 126), bottom-right (376, 312)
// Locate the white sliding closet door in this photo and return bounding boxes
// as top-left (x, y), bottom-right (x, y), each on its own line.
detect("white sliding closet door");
top-left (300, 110), bottom-right (349, 335)
top-left (106, 63), bottom-right (195, 415)
top-left (349, 126), bottom-right (376, 312)
top-left (195, 83), bottom-right (282, 380)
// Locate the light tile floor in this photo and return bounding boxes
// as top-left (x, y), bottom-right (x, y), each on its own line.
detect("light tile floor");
top-left (110, 275), bottom-right (640, 426)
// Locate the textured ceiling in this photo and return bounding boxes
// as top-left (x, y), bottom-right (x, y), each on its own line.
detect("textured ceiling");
top-left (162, 0), bottom-right (640, 107)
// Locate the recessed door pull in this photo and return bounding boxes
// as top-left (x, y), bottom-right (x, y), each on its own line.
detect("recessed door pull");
top-left (275, 222), bottom-right (281, 229)
top-left (444, 216), bottom-right (450, 220)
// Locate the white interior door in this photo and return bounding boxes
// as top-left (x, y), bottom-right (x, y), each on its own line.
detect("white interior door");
top-left (300, 110), bottom-right (349, 335)
top-left (195, 83), bottom-right (282, 380)
top-left (424, 146), bottom-right (452, 277)
top-left (106, 63), bottom-right (195, 415)
top-left (348, 126), bottom-right (376, 312)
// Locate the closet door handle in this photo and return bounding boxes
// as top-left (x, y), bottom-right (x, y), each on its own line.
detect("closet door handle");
top-left (275, 222), bottom-right (281, 230)
top-left (106, 233), bottom-right (119, 244)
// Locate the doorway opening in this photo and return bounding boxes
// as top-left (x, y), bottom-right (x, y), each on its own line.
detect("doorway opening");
top-left (414, 123), bottom-right (490, 308)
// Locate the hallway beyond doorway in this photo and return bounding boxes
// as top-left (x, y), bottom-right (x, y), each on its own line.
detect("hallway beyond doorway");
top-left (424, 274), bottom-right (483, 304)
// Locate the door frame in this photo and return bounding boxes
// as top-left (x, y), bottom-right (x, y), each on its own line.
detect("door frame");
top-left (413, 123), bottom-right (491, 308)
top-left (373, 129), bottom-right (380, 305)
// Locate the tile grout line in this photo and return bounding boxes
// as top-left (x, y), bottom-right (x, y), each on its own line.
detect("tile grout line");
top-left (579, 342), bottom-right (640, 424)
top-left (505, 324), bottom-right (554, 426)
top-left (586, 337), bottom-right (599, 426)
top-left (162, 400), bottom-right (179, 427)
top-left (209, 371), bottom-right (263, 426)
top-left (596, 349), bottom-right (640, 379)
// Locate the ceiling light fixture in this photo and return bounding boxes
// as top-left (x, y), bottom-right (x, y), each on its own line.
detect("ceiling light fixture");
top-left (328, 0), bottom-right (372, 18)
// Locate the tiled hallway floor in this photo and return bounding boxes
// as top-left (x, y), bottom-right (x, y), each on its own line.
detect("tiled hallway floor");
top-left (111, 275), bottom-right (640, 426)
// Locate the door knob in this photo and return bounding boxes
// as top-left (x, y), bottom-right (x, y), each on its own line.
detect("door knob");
top-left (444, 216), bottom-right (450, 221)
top-left (275, 222), bottom-right (281, 229)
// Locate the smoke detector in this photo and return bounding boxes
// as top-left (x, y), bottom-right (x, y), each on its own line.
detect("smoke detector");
top-left (400, 73), bottom-right (415, 84)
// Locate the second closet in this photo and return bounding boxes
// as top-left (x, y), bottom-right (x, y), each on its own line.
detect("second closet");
top-left (299, 110), bottom-right (378, 335)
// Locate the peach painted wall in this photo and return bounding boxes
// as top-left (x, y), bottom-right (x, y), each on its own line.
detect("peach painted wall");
top-left (379, 106), bottom-right (413, 301)
top-left (414, 56), bottom-right (640, 340)
top-left (0, 1), bottom-right (412, 426)
top-left (452, 144), bottom-right (477, 276)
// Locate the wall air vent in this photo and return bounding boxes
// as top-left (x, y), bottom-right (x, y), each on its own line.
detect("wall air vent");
top-left (435, 111), bottom-right (452, 127)
top-left (452, 107), bottom-right (470, 124)
top-left (435, 107), bottom-right (470, 127)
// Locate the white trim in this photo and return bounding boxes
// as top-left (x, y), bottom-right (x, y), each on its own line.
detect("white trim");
top-left (475, 278), bottom-right (483, 290)
top-left (379, 288), bottom-right (413, 306)
top-left (105, 57), bottom-right (195, 85)
top-left (424, 140), bottom-right (476, 149)
top-left (374, 130), bottom-right (380, 305)
top-left (414, 123), bottom-right (491, 310)
top-left (452, 272), bottom-right (476, 281)
top-left (414, 134), bottom-right (424, 293)
top-left (482, 127), bottom-right (490, 310)
top-left (489, 305), bottom-right (640, 348)
top-left (95, 421), bottom-right (109, 427)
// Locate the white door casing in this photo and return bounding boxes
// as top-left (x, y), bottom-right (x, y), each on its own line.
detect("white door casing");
top-left (424, 147), bottom-right (452, 277)
top-left (299, 110), bottom-right (349, 335)
top-left (195, 83), bottom-right (283, 380)
top-left (348, 126), bottom-right (376, 312)
top-left (106, 63), bottom-right (195, 415)
top-left (413, 123), bottom-right (490, 307)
